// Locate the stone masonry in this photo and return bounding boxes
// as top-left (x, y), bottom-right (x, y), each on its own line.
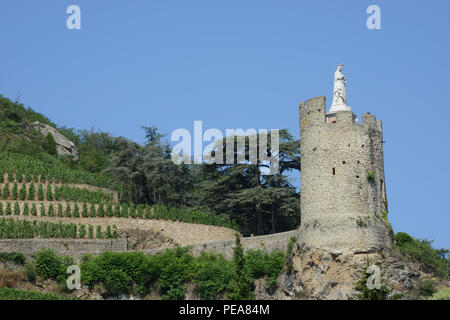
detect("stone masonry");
top-left (298, 96), bottom-right (393, 255)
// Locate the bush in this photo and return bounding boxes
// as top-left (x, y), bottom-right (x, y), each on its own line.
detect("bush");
top-left (348, 263), bottom-right (392, 300)
top-left (0, 287), bottom-right (74, 300)
top-left (34, 249), bottom-right (64, 280)
top-left (418, 279), bottom-right (436, 297)
top-left (194, 253), bottom-right (233, 299)
top-left (395, 232), bottom-right (449, 278)
top-left (0, 252), bottom-right (26, 265)
top-left (42, 133), bottom-right (57, 156)
top-left (427, 287), bottom-right (450, 300)
top-left (104, 269), bottom-right (131, 296)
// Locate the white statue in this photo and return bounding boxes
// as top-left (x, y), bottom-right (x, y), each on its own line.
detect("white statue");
top-left (329, 64), bottom-right (351, 113)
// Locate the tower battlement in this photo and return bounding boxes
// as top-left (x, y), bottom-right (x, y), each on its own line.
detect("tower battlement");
top-left (298, 95), bottom-right (392, 255)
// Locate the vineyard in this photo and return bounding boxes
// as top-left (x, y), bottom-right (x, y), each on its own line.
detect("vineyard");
top-left (0, 152), bottom-right (109, 187)
top-left (0, 151), bottom-right (238, 245)
top-left (0, 217), bottom-right (118, 239)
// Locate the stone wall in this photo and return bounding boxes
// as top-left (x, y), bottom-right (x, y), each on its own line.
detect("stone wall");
top-left (143, 230), bottom-right (299, 259)
top-left (0, 238), bottom-right (127, 258)
top-left (298, 96), bottom-right (392, 255)
top-left (0, 230), bottom-right (298, 259)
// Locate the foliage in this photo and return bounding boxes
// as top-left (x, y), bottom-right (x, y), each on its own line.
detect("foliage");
top-left (0, 287), bottom-right (74, 300)
top-left (0, 151), bottom-right (109, 187)
top-left (78, 242), bottom-right (285, 299)
top-left (348, 263), bottom-right (392, 300)
top-left (366, 171), bottom-right (375, 181)
top-left (227, 234), bottom-right (254, 299)
top-left (34, 249), bottom-right (73, 281)
top-left (395, 232), bottom-right (449, 278)
top-left (0, 217), bottom-right (115, 239)
top-left (0, 252), bottom-right (26, 265)
top-left (427, 287), bottom-right (450, 300)
top-left (417, 279), bottom-right (436, 297)
top-left (42, 133), bottom-right (57, 156)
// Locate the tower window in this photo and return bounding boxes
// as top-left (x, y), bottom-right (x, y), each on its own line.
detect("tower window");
top-left (342, 161), bottom-right (346, 164)
top-left (332, 168), bottom-right (336, 175)
top-left (356, 175), bottom-right (360, 178)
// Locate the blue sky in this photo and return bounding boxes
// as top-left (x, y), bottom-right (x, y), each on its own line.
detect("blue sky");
top-left (0, 0), bottom-right (449, 249)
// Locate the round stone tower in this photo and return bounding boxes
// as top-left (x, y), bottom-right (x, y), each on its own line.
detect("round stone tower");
top-left (298, 95), bottom-right (393, 255)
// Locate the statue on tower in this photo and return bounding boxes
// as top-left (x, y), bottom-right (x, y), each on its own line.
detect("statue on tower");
top-left (329, 64), bottom-right (352, 113)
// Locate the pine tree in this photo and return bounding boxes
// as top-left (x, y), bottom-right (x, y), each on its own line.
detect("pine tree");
top-left (40, 204), bottom-right (46, 216)
top-left (227, 234), bottom-right (253, 299)
top-left (0, 203), bottom-right (3, 216)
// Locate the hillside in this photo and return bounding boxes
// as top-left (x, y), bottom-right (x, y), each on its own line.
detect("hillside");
top-left (0, 94), bottom-right (448, 301)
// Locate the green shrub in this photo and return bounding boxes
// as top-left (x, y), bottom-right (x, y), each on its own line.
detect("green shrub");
top-left (194, 253), bottom-right (233, 299)
top-left (395, 232), bottom-right (449, 278)
top-left (104, 269), bottom-right (131, 296)
top-left (34, 249), bottom-right (64, 281)
top-left (0, 287), bottom-right (73, 300)
top-left (348, 263), bottom-right (392, 300)
top-left (427, 287), bottom-right (450, 300)
top-left (0, 252), bottom-right (26, 265)
top-left (418, 279), bottom-right (436, 297)
top-left (28, 183), bottom-right (35, 200)
top-left (42, 133), bottom-right (57, 156)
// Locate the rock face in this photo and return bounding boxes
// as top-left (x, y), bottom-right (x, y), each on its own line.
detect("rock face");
top-left (31, 122), bottom-right (79, 161)
top-left (256, 244), bottom-right (434, 300)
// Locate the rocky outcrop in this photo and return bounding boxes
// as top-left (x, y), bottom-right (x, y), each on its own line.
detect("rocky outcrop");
top-left (254, 244), bottom-right (436, 300)
top-left (31, 121), bottom-right (79, 161)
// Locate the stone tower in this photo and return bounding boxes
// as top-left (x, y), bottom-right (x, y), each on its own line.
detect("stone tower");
top-left (298, 71), bottom-right (393, 255)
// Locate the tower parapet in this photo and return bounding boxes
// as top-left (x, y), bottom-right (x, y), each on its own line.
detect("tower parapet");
top-left (298, 95), bottom-right (392, 255)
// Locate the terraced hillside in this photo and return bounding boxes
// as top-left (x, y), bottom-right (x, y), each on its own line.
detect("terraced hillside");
top-left (0, 151), bottom-right (239, 251)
